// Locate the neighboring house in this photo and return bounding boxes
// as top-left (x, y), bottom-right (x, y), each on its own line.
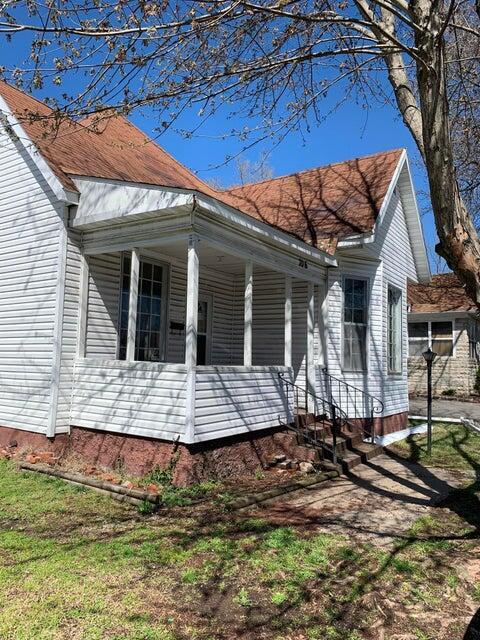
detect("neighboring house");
top-left (408, 273), bottom-right (480, 396)
top-left (0, 81), bottom-right (430, 482)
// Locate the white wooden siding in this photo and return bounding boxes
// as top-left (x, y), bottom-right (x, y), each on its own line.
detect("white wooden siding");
top-left (320, 257), bottom-right (384, 416)
top-left (194, 366), bottom-right (292, 441)
top-left (322, 189), bottom-right (418, 418)
top-left (55, 229), bottom-right (82, 432)
top-left (292, 280), bottom-right (308, 388)
top-left (252, 271), bottom-right (284, 366)
top-left (85, 253), bottom-right (121, 358)
top-left (0, 126), bottom-right (63, 433)
top-left (71, 359), bottom-right (187, 440)
top-left (376, 190), bottom-right (416, 416)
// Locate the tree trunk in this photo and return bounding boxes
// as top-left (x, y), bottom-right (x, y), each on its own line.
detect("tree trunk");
top-left (412, 0), bottom-right (480, 307)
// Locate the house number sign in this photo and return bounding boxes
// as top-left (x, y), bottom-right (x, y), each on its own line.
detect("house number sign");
top-left (298, 258), bottom-right (308, 269)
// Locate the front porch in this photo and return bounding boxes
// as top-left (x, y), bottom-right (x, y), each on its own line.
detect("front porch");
top-left (71, 219), bottom-right (331, 444)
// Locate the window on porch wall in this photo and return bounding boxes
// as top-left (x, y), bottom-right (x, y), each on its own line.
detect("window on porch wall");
top-left (118, 254), bottom-right (168, 362)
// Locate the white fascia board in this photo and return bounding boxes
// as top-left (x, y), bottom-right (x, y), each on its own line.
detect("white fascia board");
top-left (336, 149), bottom-right (409, 251)
top-left (393, 154), bottom-right (431, 283)
top-left (337, 231), bottom-right (375, 249)
top-left (0, 95), bottom-right (79, 205)
top-left (336, 150), bottom-right (406, 250)
top-left (336, 150), bottom-right (431, 285)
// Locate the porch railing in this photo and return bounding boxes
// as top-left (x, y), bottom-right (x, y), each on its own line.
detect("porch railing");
top-left (278, 372), bottom-right (346, 465)
top-left (322, 368), bottom-right (384, 443)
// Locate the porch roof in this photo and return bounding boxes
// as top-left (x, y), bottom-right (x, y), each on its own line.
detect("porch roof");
top-left (0, 80), bottom-right (402, 256)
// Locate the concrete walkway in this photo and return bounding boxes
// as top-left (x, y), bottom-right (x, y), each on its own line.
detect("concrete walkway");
top-left (409, 397), bottom-right (480, 422)
top-left (259, 453), bottom-right (471, 547)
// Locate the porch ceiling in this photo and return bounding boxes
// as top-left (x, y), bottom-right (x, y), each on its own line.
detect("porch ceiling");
top-left (153, 240), bottom-right (246, 275)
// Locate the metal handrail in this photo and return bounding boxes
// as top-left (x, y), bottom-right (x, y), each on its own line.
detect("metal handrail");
top-left (278, 372), bottom-right (346, 465)
top-left (322, 368), bottom-right (384, 443)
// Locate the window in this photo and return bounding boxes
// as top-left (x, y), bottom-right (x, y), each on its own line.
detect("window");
top-left (343, 278), bottom-right (368, 371)
top-left (408, 322), bottom-right (428, 357)
top-left (431, 321), bottom-right (454, 356)
top-left (408, 320), bottom-right (453, 358)
top-left (197, 298), bottom-right (211, 366)
top-left (388, 286), bottom-right (402, 373)
top-left (118, 254), bottom-right (168, 361)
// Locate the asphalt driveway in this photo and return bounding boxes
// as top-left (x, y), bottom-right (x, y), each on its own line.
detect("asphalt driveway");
top-left (409, 397), bottom-right (480, 423)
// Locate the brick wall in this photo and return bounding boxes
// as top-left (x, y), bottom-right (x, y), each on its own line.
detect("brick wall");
top-left (408, 317), bottom-right (479, 395)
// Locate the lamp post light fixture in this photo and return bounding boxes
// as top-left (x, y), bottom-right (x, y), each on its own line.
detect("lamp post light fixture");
top-left (422, 347), bottom-right (437, 456)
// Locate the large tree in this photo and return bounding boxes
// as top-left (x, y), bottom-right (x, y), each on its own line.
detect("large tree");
top-left (0, 1), bottom-right (479, 301)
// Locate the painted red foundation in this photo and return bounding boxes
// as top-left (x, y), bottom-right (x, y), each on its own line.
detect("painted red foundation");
top-left (0, 411), bottom-right (407, 486)
top-left (0, 424), bottom-right (70, 456)
top-left (346, 411), bottom-right (409, 437)
top-left (68, 426), bottom-right (317, 486)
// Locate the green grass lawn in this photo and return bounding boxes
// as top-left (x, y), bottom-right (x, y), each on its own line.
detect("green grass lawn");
top-left (389, 422), bottom-right (480, 472)
top-left (0, 458), bottom-right (479, 639)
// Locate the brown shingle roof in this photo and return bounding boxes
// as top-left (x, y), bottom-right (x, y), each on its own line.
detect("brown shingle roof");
top-left (0, 81), bottom-right (403, 255)
top-left (408, 273), bottom-right (475, 313)
top-left (0, 80), bottom-right (216, 196)
top-left (223, 149), bottom-right (403, 243)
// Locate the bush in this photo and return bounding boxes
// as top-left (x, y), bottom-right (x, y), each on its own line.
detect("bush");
top-left (442, 388), bottom-right (456, 396)
top-left (475, 366), bottom-right (480, 393)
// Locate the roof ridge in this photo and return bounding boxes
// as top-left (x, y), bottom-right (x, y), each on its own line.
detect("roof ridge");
top-left (225, 148), bottom-right (405, 192)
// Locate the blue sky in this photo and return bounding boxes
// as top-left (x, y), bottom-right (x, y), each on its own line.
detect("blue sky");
top-left (1, 30), bottom-right (440, 271)
top-left (134, 97), bottom-right (440, 272)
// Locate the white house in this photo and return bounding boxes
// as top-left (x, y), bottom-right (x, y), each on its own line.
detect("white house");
top-left (0, 81), bottom-right (430, 482)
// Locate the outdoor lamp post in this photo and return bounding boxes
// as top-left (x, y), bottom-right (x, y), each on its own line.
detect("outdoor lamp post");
top-left (422, 347), bottom-right (437, 456)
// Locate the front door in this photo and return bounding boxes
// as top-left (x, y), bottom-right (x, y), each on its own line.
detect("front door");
top-left (197, 297), bottom-right (212, 365)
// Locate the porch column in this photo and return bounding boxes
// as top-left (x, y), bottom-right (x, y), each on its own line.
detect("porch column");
top-left (185, 235), bottom-right (199, 443)
top-left (284, 275), bottom-right (292, 368)
top-left (77, 254), bottom-right (89, 358)
top-left (307, 281), bottom-right (316, 414)
top-left (244, 260), bottom-right (253, 366)
top-left (126, 248), bottom-right (140, 361)
top-left (185, 235), bottom-right (200, 370)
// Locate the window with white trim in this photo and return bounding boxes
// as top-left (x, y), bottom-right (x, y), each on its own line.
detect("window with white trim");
top-left (343, 277), bottom-right (368, 371)
top-left (388, 285), bottom-right (402, 373)
top-left (118, 254), bottom-right (168, 361)
top-left (408, 320), bottom-right (453, 357)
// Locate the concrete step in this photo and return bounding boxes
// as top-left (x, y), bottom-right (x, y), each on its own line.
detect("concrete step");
top-left (338, 443), bottom-right (384, 471)
top-left (320, 437), bottom-right (383, 471)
